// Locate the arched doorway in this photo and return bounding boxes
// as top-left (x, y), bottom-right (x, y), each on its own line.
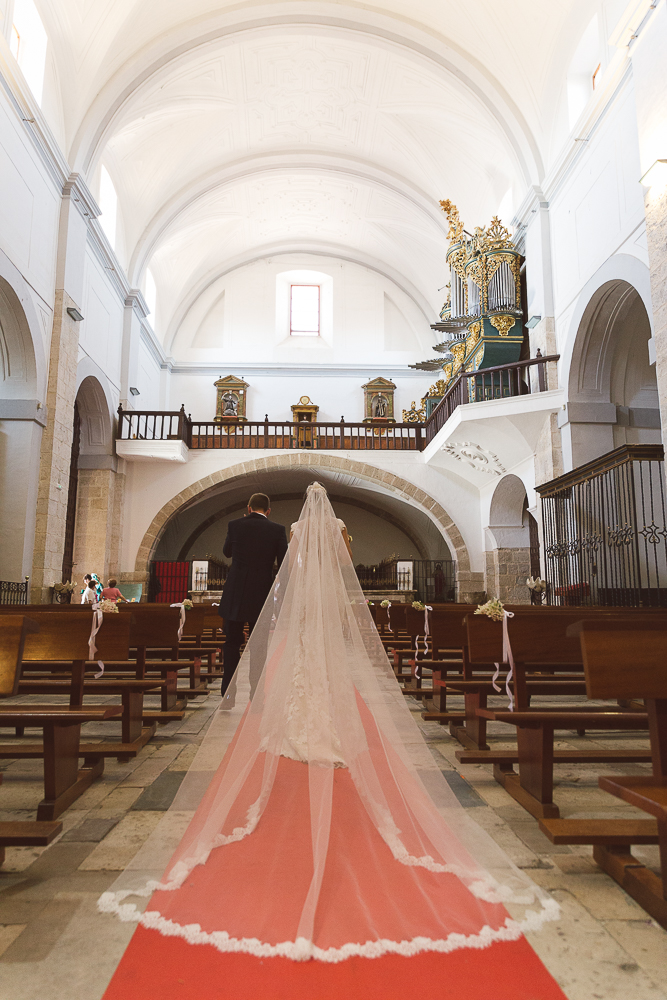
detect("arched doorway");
top-left (485, 473), bottom-right (532, 603)
top-left (130, 454), bottom-right (481, 603)
top-left (563, 270), bottom-right (660, 469)
top-left (0, 276), bottom-right (42, 585)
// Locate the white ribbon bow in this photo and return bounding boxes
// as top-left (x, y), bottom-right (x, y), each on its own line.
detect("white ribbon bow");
top-left (89, 607), bottom-right (105, 678)
top-left (170, 603), bottom-right (187, 640)
top-left (385, 601), bottom-right (392, 633)
top-left (491, 610), bottom-right (516, 711)
top-left (414, 606), bottom-right (433, 679)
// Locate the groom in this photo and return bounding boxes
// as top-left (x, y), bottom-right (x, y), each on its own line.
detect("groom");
top-left (218, 492), bottom-right (288, 702)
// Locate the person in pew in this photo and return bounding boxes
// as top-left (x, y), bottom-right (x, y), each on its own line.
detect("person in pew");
top-left (101, 579), bottom-right (128, 603)
top-left (82, 579), bottom-right (99, 604)
top-left (218, 491), bottom-right (288, 705)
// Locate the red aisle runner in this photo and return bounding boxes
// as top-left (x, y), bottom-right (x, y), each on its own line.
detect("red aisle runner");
top-left (104, 930), bottom-right (566, 1000)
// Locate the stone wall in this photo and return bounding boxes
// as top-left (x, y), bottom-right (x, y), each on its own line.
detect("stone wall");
top-left (485, 547), bottom-right (531, 603)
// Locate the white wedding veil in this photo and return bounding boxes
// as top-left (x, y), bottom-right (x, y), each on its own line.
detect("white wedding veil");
top-left (99, 482), bottom-right (558, 960)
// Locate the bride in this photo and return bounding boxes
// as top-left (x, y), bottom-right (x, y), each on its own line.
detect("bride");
top-left (99, 483), bottom-right (563, 998)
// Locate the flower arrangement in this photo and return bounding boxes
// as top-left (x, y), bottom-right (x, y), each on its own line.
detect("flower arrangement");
top-left (53, 581), bottom-right (74, 593)
top-left (380, 600), bottom-right (390, 608)
top-left (412, 600), bottom-right (426, 611)
top-left (474, 598), bottom-right (505, 622)
top-left (96, 599), bottom-right (120, 614)
top-left (366, 599), bottom-right (374, 606)
top-left (526, 577), bottom-right (547, 594)
top-left (182, 599), bottom-right (193, 609)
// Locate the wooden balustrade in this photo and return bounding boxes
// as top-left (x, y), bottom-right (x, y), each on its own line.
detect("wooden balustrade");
top-left (116, 354), bottom-right (558, 452)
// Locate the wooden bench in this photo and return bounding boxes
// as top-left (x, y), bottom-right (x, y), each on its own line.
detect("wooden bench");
top-left (0, 616), bottom-right (64, 863)
top-left (0, 613), bottom-right (125, 820)
top-left (539, 619), bottom-right (667, 928)
top-left (455, 610), bottom-right (656, 819)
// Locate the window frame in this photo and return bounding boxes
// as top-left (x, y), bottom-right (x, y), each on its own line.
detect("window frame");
top-left (289, 283), bottom-right (320, 337)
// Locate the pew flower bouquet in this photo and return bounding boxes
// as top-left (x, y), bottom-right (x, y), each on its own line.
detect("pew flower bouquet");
top-left (412, 600), bottom-right (426, 611)
top-left (475, 598), bottom-right (505, 622)
top-left (380, 600), bottom-right (390, 608)
top-left (96, 598), bottom-right (120, 614)
top-left (526, 576), bottom-right (547, 593)
top-left (182, 599), bottom-right (193, 609)
top-left (366, 599), bottom-right (374, 606)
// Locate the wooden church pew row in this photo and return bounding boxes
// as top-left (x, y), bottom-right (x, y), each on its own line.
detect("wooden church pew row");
top-left (0, 616), bottom-right (63, 861)
top-left (16, 609), bottom-right (159, 757)
top-left (439, 605), bottom-right (667, 750)
top-left (116, 604), bottom-right (211, 698)
top-left (0, 613), bottom-right (124, 820)
top-left (454, 611), bottom-right (660, 819)
top-left (538, 618), bottom-right (667, 929)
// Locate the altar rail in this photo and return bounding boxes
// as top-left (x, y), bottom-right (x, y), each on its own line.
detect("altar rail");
top-left (116, 354), bottom-right (558, 452)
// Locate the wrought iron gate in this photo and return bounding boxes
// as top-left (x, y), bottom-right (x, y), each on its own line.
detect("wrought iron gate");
top-left (537, 445), bottom-right (667, 606)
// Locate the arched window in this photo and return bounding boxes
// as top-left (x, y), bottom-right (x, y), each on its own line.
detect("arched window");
top-left (10, 0), bottom-right (48, 105)
top-left (567, 15), bottom-right (601, 127)
top-left (99, 166), bottom-right (118, 250)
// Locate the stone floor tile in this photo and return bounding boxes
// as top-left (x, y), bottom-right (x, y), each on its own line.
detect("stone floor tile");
top-left (507, 820), bottom-right (573, 855)
top-left (0, 897), bottom-right (81, 963)
top-left (525, 890), bottom-right (667, 1000)
top-left (130, 770), bottom-right (185, 811)
top-left (0, 926), bottom-right (25, 959)
top-left (91, 786), bottom-right (142, 813)
top-left (61, 817), bottom-right (120, 842)
top-left (604, 919), bottom-right (667, 980)
top-left (118, 753), bottom-right (181, 788)
top-left (78, 812), bottom-right (163, 870)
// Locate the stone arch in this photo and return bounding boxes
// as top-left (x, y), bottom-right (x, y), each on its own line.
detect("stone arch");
top-left (133, 453), bottom-right (478, 599)
top-left (485, 473), bottom-right (531, 603)
top-left (0, 267), bottom-right (46, 581)
top-left (75, 366), bottom-right (115, 464)
top-left (560, 255), bottom-right (660, 470)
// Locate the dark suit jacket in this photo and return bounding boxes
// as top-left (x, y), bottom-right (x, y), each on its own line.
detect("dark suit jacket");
top-left (218, 512), bottom-right (288, 622)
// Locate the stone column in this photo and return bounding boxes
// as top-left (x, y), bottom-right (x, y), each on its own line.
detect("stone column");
top-left (71, 468), bottom-right (117, 588)
top-left (632, 7), bottom-right (667, 435)
top-left (31, 175), bottom-right (98, 602)
top-left (31, 290), bottom-right (81, 602)
top-left (484, 547), bottom-right (531, 603)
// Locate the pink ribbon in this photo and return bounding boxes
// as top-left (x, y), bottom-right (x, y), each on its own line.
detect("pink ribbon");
top-left (170, 603), bottom-right (187, 640)
top-left (492, 610), bottom-right (515, 711)
top-left (385, 602), bottom-right (392, 633)
top-left (89, 607), bottom-right (105, 678)
top-left (414, 606), bottom-right (433, 679)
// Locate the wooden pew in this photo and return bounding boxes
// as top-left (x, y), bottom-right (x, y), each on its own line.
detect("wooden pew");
top-left (0, 613), bottom-right (125, 820)
top-left (539, 619), bottom-right (667, 927)
top-left (0, 616), bottom-right (64, 863)
top-left (1, 605), bottom-right (174, 745)
top-left (455, 610), bottom-right (656, 819)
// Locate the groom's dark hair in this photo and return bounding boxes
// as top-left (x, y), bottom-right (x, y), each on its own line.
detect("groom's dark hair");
top-left (248, 492), bottom-right (270, 512)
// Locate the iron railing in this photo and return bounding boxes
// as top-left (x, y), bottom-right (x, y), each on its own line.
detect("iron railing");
top-left (117, 354), bottom-right (558, 452)
top-left (537, 445), bottom-right (667, 607)
top-left (0, 580), bottom-right (28, 605)
top-left (424, 353), bottom-right (559, 445)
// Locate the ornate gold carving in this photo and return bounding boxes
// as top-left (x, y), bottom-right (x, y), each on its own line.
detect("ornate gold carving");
top-left (402, 401), bottom-right (426, 423)
top-left (439, 200), bottom-right (465, 242)
top-left (424, 379), bottom-right (449, 399)
top-left (489, 314), bottom-right (516, 337)
top-left (467, 322), bottom-right (481, 347)
top-left (483, 216), bottom-right (515, 251)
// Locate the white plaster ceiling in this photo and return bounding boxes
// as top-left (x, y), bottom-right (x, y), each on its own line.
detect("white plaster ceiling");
top-left (32, 0), bottom-right (609, 345)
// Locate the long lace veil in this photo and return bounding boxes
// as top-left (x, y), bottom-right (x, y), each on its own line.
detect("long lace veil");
top-left (99, 482), bottom-right (558, 959)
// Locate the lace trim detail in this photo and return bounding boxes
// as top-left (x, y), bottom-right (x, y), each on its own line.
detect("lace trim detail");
top-left (97, 892), bottom-right (560, 963)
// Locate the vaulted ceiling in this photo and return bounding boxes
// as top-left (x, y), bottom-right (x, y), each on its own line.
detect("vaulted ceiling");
top-left (33, 0), bottom-right (610, 341)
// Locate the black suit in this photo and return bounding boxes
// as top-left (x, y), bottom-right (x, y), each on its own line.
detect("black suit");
top-left (219, 512), bottom-right (288, 698)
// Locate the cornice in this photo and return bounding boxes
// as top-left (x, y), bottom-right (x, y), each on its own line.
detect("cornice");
top-left (140, 322), bottom-right (168, 369)
top-left (126, 288), bottom-right (150, 321)
top-left (162, 362), bottom-right (434, 378)
top-left (64, 172), bottom-right (101, 222)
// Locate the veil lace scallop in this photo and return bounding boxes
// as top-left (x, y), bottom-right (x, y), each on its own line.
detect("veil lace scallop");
top-left (98, 480), bottom-right (559, 961)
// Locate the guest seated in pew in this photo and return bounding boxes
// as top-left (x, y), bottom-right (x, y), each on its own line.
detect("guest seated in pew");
top-left (102, 579), bottom-right (128, 603)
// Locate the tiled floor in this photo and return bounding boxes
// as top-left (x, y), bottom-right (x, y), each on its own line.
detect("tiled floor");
top-left (0, 689), bottom-right (665, 999)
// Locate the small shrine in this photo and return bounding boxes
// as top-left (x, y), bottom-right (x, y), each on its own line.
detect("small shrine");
top-left (362, 377), bottom-right (396, 423)
top-left (291, 395), bottom-right (319, 448)
top-left (411, 201), bottom-right (524, 392)
top-left (214, 375), bottom-right (249, 422)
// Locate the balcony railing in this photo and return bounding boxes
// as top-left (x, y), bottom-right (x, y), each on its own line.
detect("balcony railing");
top-left (117, 354), bottom-right (558, 453)
top-left (424, 353), bottom-right (559, 445)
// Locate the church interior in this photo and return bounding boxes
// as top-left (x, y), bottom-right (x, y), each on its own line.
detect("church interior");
top-left (1, 0), bottom-right (667, 996)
